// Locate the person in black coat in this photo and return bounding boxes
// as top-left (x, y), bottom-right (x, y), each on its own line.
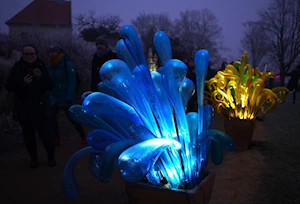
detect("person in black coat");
top-left (287, 66), bottom-right (300, 104)
top-left (91, 35), bottom-right (118, 91)
top-left (5, 44), bottom-right (56, 168)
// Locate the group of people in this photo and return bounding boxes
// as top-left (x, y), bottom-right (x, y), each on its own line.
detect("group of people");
top-left (5, 36), bottom-right (117, 168)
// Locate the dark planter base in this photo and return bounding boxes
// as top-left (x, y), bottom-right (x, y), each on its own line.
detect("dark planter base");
top-left (224, 117), bottom-right (256, 151)
top-left (125, 171), bottom-right (216, 204)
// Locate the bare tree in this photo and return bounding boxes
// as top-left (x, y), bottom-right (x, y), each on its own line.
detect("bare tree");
top-left (131, 12), bottom-right (174, 53)
top-left (240, 21), bottom-right (270, 68)
top-left (173, 9), bottom-right (225, 65)
top-left (74, 11), bottom-right (121, 42)
top-left (259, 0), bottom-right (300, 85)
top-left (74, 11), bottom-right (98, 30)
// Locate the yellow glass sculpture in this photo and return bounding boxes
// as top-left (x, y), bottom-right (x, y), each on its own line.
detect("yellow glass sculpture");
top-left (205, 52), bottom-right (290, 120)
top-left (147, 47), bottom-right (158, 71)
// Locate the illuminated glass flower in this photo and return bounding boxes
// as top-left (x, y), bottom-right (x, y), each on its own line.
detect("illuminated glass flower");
top-left (63, 25), bottom-right (235, 199)
top-left (205, 52), bottom-right (290, 120)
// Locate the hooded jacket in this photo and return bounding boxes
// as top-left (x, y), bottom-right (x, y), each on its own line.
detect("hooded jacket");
top-left (47, 54), bottom-right (77, 107)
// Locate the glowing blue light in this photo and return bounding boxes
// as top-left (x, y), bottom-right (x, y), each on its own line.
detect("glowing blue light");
top-left (63, 25), bottom-right (235, 198)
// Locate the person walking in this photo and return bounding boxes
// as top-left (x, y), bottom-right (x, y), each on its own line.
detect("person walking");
top-left (47, 44), bottom-right (86, 145)
top-left (287, 66), bottom-right (300, 104)
top-left (5, 44), bottom-right (56, 168)
top-left (91, 35), bottom-right (118, 91)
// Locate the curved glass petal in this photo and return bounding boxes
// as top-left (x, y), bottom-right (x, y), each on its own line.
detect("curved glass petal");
top-left (81, 91), bottom-right (93, 102)
top-left (89, 153), bottom-right (103, 179)
top-left (146, 167), bottom-right (161, 186)
top-left (82, 92), bottom-right (143, 125)
top-left (97, 82), bottom-right (118, 98)
top-left (156, 66), bottom-right (164, 73)
top-left (63, 147), bottom-right (102, 199)
top-left (128, 125), bottom-right (157, 140)
top-left (87, 129), bottom-right (122, 150)
top-left (116, 39), bottom-right (137, 70)
top-left (194, 50), bottom-right (210, 134)
top-left (100, 140), bottom-right (139, 183)
top-left (69, 105), bottom-right (128, 139)
top-left (151, 71), bottom-right (176, 138)
top-left (153, 31), bottom-right (172, 65)
top-left (100, 60), bottom-right (160, 136)
top-left (101, 117), bottom-right (132, 139)
top-left (161, 60), bottom-right (189, 142)
top-left (186, 112), bottom-right (198, 142)
top-left (203, 104), bottom-right (214, 131)
top-left (180, 78), bottom-right (195, 109)
top-left (121, 25), bottom-right (148, 67)
top-left (196, 129), bottom-right (235, 150)
top-left (210, 140), bottom-right (223, 165)
top-left (161, 59), bottom-right (192, 180)
top-left (118, 138), bottom-right (181, 183)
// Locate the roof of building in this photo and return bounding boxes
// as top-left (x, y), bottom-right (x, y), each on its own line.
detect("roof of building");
top-left (5, 0), bottom-right (71, 26)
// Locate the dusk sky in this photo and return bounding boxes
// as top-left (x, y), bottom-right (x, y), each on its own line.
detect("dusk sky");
top-left (0, 0), bottom-right (271, 60)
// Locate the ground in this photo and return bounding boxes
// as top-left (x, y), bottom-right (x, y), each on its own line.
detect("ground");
top-left (0, 94), bottom-right (299, 204)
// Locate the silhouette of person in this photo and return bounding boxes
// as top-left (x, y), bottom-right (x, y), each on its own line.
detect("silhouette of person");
top-left (287, 66), bottom-right (300, 103)
top-left (47, 44), bottom-right (86, 145)
top-left (5, 44), bottom-right (56, 168)
top-left (219, 61), bottom-right (227, 71)
top-left (91, 35), bottom-right (118, 91)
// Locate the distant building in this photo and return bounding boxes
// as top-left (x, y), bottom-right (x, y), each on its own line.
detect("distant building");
top-left (5, 0), bottom-right (72, 37)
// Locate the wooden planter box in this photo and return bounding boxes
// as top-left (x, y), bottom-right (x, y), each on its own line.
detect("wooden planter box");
top-left (125, 171), bottom-right (216, 204)
top-left (224, 118), bottom-right (256, 150)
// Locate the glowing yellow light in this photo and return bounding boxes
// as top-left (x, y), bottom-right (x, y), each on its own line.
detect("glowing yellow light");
top-left (147, 48), bottom-right (158, 71)
top-left (205, 52), bottom-right (290, 120)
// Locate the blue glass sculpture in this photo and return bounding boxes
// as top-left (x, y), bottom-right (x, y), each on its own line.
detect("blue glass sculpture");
top-left (63, 25), bottom-right (235, 199)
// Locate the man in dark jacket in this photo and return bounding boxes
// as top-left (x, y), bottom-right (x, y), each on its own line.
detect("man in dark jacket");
top-left (5, 44), bottom-right (56, 168)
top-left (91, 35), bottom-right (118, 91)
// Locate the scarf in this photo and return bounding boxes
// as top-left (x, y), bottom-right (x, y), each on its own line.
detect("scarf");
top-left (49, 53), bottom-right (64, 66)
